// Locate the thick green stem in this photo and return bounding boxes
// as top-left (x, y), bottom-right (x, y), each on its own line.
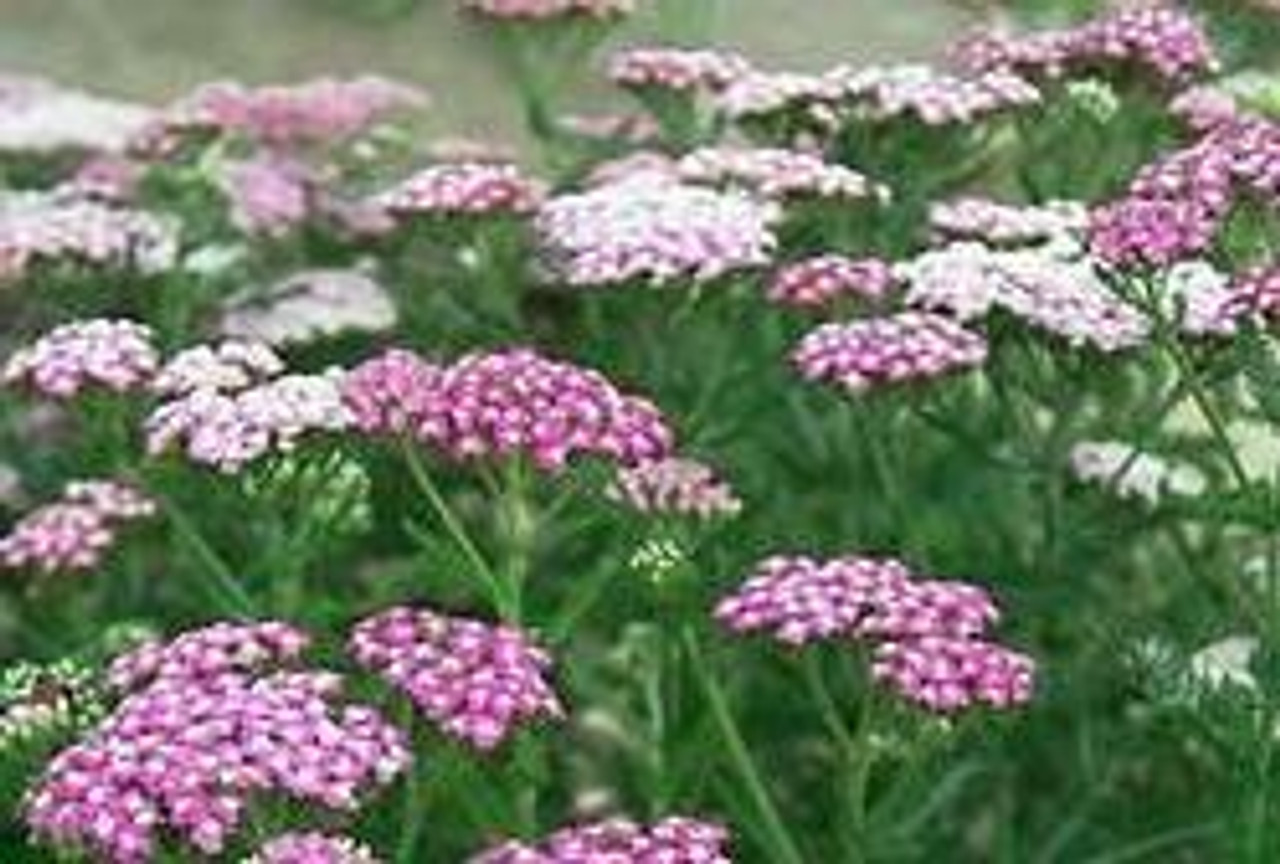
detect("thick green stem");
top-left (155, 489), bottom-right (257, 618)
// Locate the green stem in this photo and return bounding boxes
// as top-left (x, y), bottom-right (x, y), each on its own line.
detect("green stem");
top-left (684, 628), bottom-right (806, 864)
top-left (157, 490), bottom-right (257, 618)
top-left (395, 722), bottom-right (428, 864)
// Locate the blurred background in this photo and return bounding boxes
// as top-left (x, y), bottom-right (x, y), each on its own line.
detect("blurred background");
top-left (0, 0), bottom-right (981, 141)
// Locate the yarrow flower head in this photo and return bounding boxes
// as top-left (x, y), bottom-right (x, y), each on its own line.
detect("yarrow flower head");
top-left (1220, 263), bottom-right (1280, 322)
top-left (108, 620), bottom-right (312, 691)
top-left (715, 553), bottom-right (1033, 712)
top-left (609, 46), bottom-right (752, 95)
top-left (1069, 439), bottom-right (1207, 506)
top-left (219, 154), bottom-right (314, 237)
top-left (344, 347), bottom-right (674, 471)
top-left (767, 254), bottom-right (898, 310)
top-left (535, 175), bottom-right (778, 287)
top-left (607, 456), bottom-right (742, 519)
top-left (349, 606), bottom-right (564, 750)
top-left (151, 340), bottom-right (285, 397)
top-left (469, 816), bottom-right (732, 863)
top-left (245, 832), bottom-right (382, 864)
top-left (220, 268), bottom-right (397, 347)
top-left (3, 318), bottom-right (159, 399)
top-left (0, 74), bottom-right (153, 154)
top-left (461, 0), bottom-right (634, 21)
top-left (676, 145), bottom-right (886, 202)
top-left (832, 64), bottom-right (1040, 126)
top-left (792, 311), bottom-right (988, 394)
top-left (928, 197), bottom-right (1088, 246)
top-left (373, 162), bottom-right (547, 220)
top-left (716, 69), bottom-right (845, 132)
top-left (0, 479), bottom-right (155, 575)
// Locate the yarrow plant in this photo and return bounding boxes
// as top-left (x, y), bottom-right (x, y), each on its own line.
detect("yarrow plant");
top-left (0, 479), bottom-right (154, 574)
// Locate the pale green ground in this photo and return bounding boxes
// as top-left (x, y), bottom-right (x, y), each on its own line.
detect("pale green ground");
top-left (0, 0), bottom-right (977, 141)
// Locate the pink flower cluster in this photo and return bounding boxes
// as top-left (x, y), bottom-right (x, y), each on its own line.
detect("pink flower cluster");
top-left (608, 456), bottom-right (743, 519)
top-left (3, 318), bottom-right (159, 399)
top-left (676, 145), bottom-right (885, 201)
top-left (470, 816), bottom-right (732, 863)
top-left (715, 554), bottom-right (1033, 711)
top-left (0, 479), bottom-right (155, 575)
top-left (716, 69), bottom-right (845, 129)
top-left (219, 154), bottom-right (314, 237)
top-left (373, 162), bottom-right (547, 220)
top-left (767, 255), bottom-right (898, 309)
top-left (951, 5), bottom-right (1216, 85)
top-left (146, 76), bottom-right (426, 149)
top-left (928, 197), bottom-right (1088, 246)
top-left (535, 175), bottom-right (779, 287)
top-left (792, 311), bottom-right (988, 394)
top-left (246, 832), bottom-right (382, 864)
top-left (108, 621), bottom-right (311, 690)
top-left (0, 193), bottom-right (177, 281)
top-left (462, 0), bottom-right (634, 21)
top-left (0, 73), bottom-right (153, 154)
top-left (27, 651), bottom-right (409, 862)
top-left (1221, 263), bottom-right (1280, 322)
top-left (349, 606), bottom-right (564, 750)
top-left (608, 46), bottom-right (751, 94)
top-left (1089, 115), bottom-right (1280, 267)
top-left (344, 347), bottom-right (673, 472)
top-left (833, 64), bottom-right (1040, 126)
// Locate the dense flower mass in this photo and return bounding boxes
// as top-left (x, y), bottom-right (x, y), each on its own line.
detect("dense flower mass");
top-left (3, 319), bottom-right (159, 399)
top-left (461, 0), bottom-right (634, 21)
top-left (0, 74), bottom-right (153, 154)
top-left (0, 479), bottom-right (155, 574)
top-left (470, 816), bottom-right (732, 863)
top-left (373, 162), bottom-right (547, 219)
top-left (535, 175), bottom-right (778, 287)
top-left (245, 832), bottom-right (383, 864)
top-left (715, 69), bottom-right (845, 129)
top-left (950, 5), bottom-right (1217, 85)
top-left (219, 154), bottom-right (314, 237)
top-left (350, 606), bottom-right (563, 750)
top-left (833, 64), bottom-right (1040, 125)
top-left (0, 192), bottom-right (177, 281)
top-left (792, 311), bottom-right (988, 393)
top-left (767, 254), bottom-right (898, 309)
top-left (609, 46), bottom-right (752, 94)
top-left (715, 554), bottom-right (1032, 711)
top-left (26, 664), bottom-right (409, 862)
top-left (928, 197), bottom-right (1088, 245)
top-left (676, 145), bottom-right (885, 201)
top-left (108, 621), bottom-right (311, 691)
top-left (1221, 263), bottom-right (1280, 321)
top-left (344, 347), bottom-right (673, 470)
top-left (607, 456), bottom-right (743, 519)
top-left (220, 268), bottom-right (397, 346)
top-left (151, 340), bottom-right (285, 397)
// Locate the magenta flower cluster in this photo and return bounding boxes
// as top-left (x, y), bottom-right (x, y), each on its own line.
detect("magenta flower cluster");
top-left (951, 5), bottom-right (1216, 85)
top-left (349, 605), bottom-right (564, 750)
top-left (374, 162), bottom-right (547, 220)
top-left (344, 346), bottom-right (674, 471)
top-left (792, 311), bottom-right (988, 394)
top-left (1224, 264), bottom-right (1280, 321)
top-left (245, 832), bottom-right (382, 864)
top-left (676, 145), bottom-right (885, 201)
top-left (608, 456), bottom-right (743, 519)
top-left (108, 620), bottom-right (311, 690)
top-left (470, 816), bottom-right (732, 863)
top-left (767, 254), bottom-right (898, 310)
top-left (0, 479), bottom-right (155, 575)
top-left (609, 46), bottom-right (751, 94)
top-left (27, 622), bottom-right (409, 862)
top-left (715, 554), bottom-right (1033, 711)
top-left (3, 318), bottom-right (159, 399)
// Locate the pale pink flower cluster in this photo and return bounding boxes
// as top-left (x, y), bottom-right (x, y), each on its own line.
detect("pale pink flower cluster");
top-left (767, 255), bottom-right (898, 309)
top-left (220, 268), bottom-right (396, 347)
top-left (0, 192), bottom-right (178, 281)
top-left (3, 318), bottom-right (159, 399)
top-left (151, 341), bottom-right (285, 397)
top-left (608, 46), bottom-right (752, 94)
top-left (343, 347), bottom-right (673, 471)
top-left (0, 479), bottom-right (155, 575)
top-left (350, 606), bottom-right (564, 750)
top-left (0, 74), bottom-right (153, 154)
top-left (716, 70), bottom-right (844, 129)
top-left (70, 154), bottom-right (145, 203)
top-left (792, 311), bottom-right (988, 393)
top-left (676, 145), bottom-right (885, 201)
top-left (27, 622), bottom-right (409, 862)
top-left (928, 197), bottom-right (1089, 245)
top-left (900, 241), bottom-right (1151, 352)
top-left (374, 162), bottom-right (547, 219)
top-left (147, 77), bottom-right (426, 149)
top-left (219, 154), bottom-right (314, 237)
top-left (246, 832), bottom-right (382, 864)
top-left (950, 5), bottom-right (1216, 84)
top-left (462, 0), bottom-right (634, 20)
top-left (535, 175), bottom-right (778, 287)
top-left (608, 457), bottom-right (742, 519)
top-left (833, 64), bottom-right (1040, 125)
top-left (471, 816), bottom-right (732, 863)
top-left (715, 554), bottom-right (1034, 711)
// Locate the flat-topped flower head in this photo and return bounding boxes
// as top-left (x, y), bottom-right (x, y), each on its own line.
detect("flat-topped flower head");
top-left (608, 456), bottom-right (743, 519)
top-left (470, 816), bottom-right (732, 863)
top-left (1088, 196), bottom-right (1221, 268)
top-left (220, 268), bottom-right (396, 348)
top-left (219, 154), bottom-right (314, 237)
top-left (767, 255), bottom-right (898, 309)
top-left (373, 162), bottom-right (547, 220)
top-left (608, 46), bottom-right (752, 94)
top-left (793, 311), bottom-right (988, 394)
top-left (676, 145), bottom-right (886, 201)
top-left (3, 319), bottom-right (159, 400)
top-left (928, 197), bottom-right (1088, 246)
top-left (108, 620), bottom-right (311, 690)
top-left (871, 636), bottom-right (1035, 711)
top-left (536, 175), bottom-right (778, 287)
top-left (832, 64), bottom-right (1040, 125)
top-left (0, 479), bottom-right (154, 576)
top-left (246, 832), bottom-right (382, 864)
top-left (462, 0), bottom-right (634, 21)
top-left (26, 665), bottom-right (409, 862)
top-left (345, 347), bottom-right (674, 471)
top-left (0, 74), bottom-right (153, 154)
top-left (716, 69), bottom-right (845, 129)
top-left (350, 606), bottom-right (564, 750)
top-left (151, 340), bottom-right (285, 397)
